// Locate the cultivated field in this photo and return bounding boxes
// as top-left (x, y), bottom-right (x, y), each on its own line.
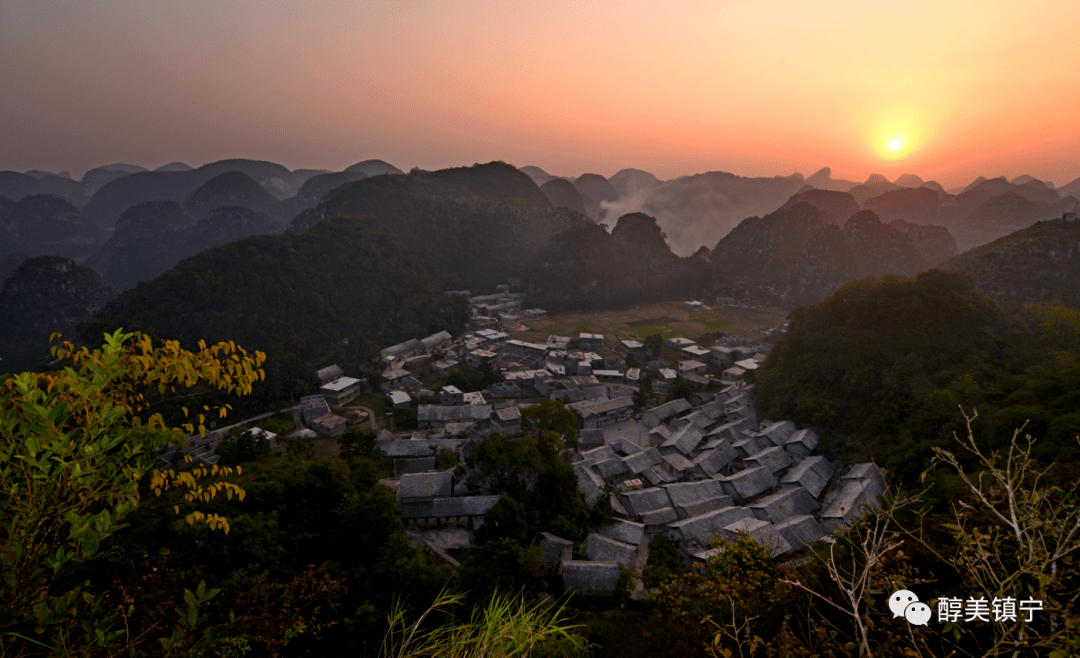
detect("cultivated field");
top-left (509, 302), bottom-right (790, 345)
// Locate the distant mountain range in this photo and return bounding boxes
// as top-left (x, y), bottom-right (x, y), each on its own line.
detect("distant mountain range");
top-left (4, 154), bottom-right (1080, 384)
top-left (710, 197), bottom-right (957, 306)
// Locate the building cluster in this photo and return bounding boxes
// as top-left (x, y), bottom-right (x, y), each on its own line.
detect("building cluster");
top-left (550, 386), bottom-right (886, 595)
top-left (374, 319), bottom-right (885, 598)
top-left (446, 281), bottom-right (548, 330)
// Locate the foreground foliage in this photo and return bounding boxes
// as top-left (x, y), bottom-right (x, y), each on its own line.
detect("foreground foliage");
top-left (0, 329), bottom-right (264, 656)
top-left (382, 589), bottom-right (589, 658)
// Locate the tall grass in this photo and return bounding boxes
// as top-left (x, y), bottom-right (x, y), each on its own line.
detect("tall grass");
top-left (381, 589), bottom-right (589, 658)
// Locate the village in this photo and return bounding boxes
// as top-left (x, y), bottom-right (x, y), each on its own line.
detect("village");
top-left (163, 283), bottom-right (887, 598)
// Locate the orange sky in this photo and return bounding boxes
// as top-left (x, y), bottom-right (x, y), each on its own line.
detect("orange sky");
top-left (2, 1), bottom-right (1078, 188)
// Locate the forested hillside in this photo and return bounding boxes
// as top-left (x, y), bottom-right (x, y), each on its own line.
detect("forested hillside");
top-left (83, 216), bottom-right (467, 407)
top-left (942, 216), bottom-right (1080, 308)
top-left (754, 270), bottom-right (1080, 484)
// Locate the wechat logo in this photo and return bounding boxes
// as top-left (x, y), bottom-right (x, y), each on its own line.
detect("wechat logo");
top-left (890, 589), bottom-right (931, 626)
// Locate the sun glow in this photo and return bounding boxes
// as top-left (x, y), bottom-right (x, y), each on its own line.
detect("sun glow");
top-left (889, 139), bottom-right (903, 151)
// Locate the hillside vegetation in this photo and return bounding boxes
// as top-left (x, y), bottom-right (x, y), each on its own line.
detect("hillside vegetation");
top-left (754, 270), bottom-right (1080, 484)
top-left (83, 216), bottom-right (466, 407)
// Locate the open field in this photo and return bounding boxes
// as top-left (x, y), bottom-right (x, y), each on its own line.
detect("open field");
top-left (509, 302), bottom-right (790, 346)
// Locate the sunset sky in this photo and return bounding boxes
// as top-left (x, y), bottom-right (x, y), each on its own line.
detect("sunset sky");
top-left (2, 1), bottom-right (1078, 188)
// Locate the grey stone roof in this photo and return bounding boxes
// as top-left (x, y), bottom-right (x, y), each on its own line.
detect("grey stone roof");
top-left (563, 561), bottom-right (621, 596)
top-left (574, 463), bottom-right (605, 507)
top-left (585, 534), bottom-right (636, 566)
top-left (644, 466), bottom-right (675, 486)
top-left (579, 428), bottom-right (605, 447)
top-left (597, 519), bottom-right (645, 546)
top-left (783, 429), bottom-right (818, 456)
top-left (575, 396), bottom-right (634, 417)
top-left (721, 517), bottom-right (792, 556)
top-left (316, 364), bottom-right (343, 383)
top-left (781, 457), bottom-right (832, 498)
top-left (421, 331), bottom-right (452, 350)
top-left (643, 398), bottom-right (692, 427)
top-left (693, 441), bottom-right (736, 477)
top-left (731, 435), bottom-right (764, 458)
top-left (431, 496), bottom-right (501, 518)
top-left (715, 466), bottom-right (777, 502)
top-left (749, 487), bottom-right (820, 524)
top-left (666, 506), bottom-right (754, 544)
top-left (624, 447), bottom-right (662, 474)
top-left (417, 405), bottom-right (492, 422)
top-left (661, 452), bottom-right (695, 475)
top-left (580, 445), bottom-right (617, 467)
top-left (610, 438), bottom-right (643, 456)
top-left (596, 457), bottom-right (631, 481)
top-left (821, 479), bottom-right (882, 528)
top-left (647, 424), bottom-right (673, 445)
top-left (640, 506), bottom-right (678, 527)
top-left (662, 480), bottom-right (729, 508)
top-left (399, 471), bottom-right (453, 499)
top-left (705, 421), bottom-right (742, 442)
top-left (780, 463), bottom-right (829, 499)
top-left (624, 487), bottom-right (673, 517)
top-left (759, 420), bottom-right (796, 447)
top-left (841, 462), bottom-right (886, 496)
top-left (773, 515), bottom-right (826, 550)
top-left (537, 532), bottom-right (574, 569)
top-left (659, 422), bottom-right (704, 456)
top-left (743, 446), bottom-right (793, 474)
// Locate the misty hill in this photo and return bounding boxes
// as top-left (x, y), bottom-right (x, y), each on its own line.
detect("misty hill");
top-left (1057, 175), bottom-right (1080, 200)
top-left (183, 171), bottom-right (282, 220)
top-left (609, 168), bottom-right (661, 198)
top-left (81, 159), bottom-right (304, 228)
top-left (291, 161), bottom-right (567, 291)
top-left (778, 188), bottom-right (860, 224)
top-left (524, 211), bottom-right (713, 310)
top-left (620, 170), bottom-right (808, 254)
top-left (344, 159), bottom-right (404, 176)
top-left (276, 167), bottom-right (401, 224)
top-left (712, 202), bottom-right (956, 305)
top-left (1, 194), bottom-right (104, 258)
top-left (83, 201), bottom-right (198, 277)
top-left (519, 166), bottom-right (555, 187)
top-left (84, 216), bottom-right (462, 407)
top-left (0, 171), bottom-right (96, 208)
top-left (955, 176), bottom-right (1059, 214)
top-left (24, 170), bottom-right (72, 180)
top-left (846, 178), bottom-right (904, 205)
top-left (0, 172), bottom-right (38, 201)
top-left (941, 216), bottom-right (1080, 308)
top-left (84, 205), bottom-right (280, 291)
top-left (953, 192), bottom-right (1076, 249)
top-left (0, 256), bottom-right (118, 373)
top-left (154, 162), bottom-right (193, 172)
top-left (573, 173), bottom-right (618, 221)
top-left (864, 186), bottom-right (943, 220)
top-left (894, 173), bottom-right (923, 187)
top-left (804, 167), bottom-right (859, 191)
top-left (539, 178), bottom-right (586, 214)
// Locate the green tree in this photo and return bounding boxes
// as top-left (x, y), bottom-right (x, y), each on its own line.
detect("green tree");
top-left (0, 329), bottom-right (265, 656)
top-left (643, 332), bottom-right (664, 357)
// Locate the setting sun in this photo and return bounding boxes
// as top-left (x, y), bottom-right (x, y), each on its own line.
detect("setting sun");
top-left (889, 139), bottom-right (903, 151)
